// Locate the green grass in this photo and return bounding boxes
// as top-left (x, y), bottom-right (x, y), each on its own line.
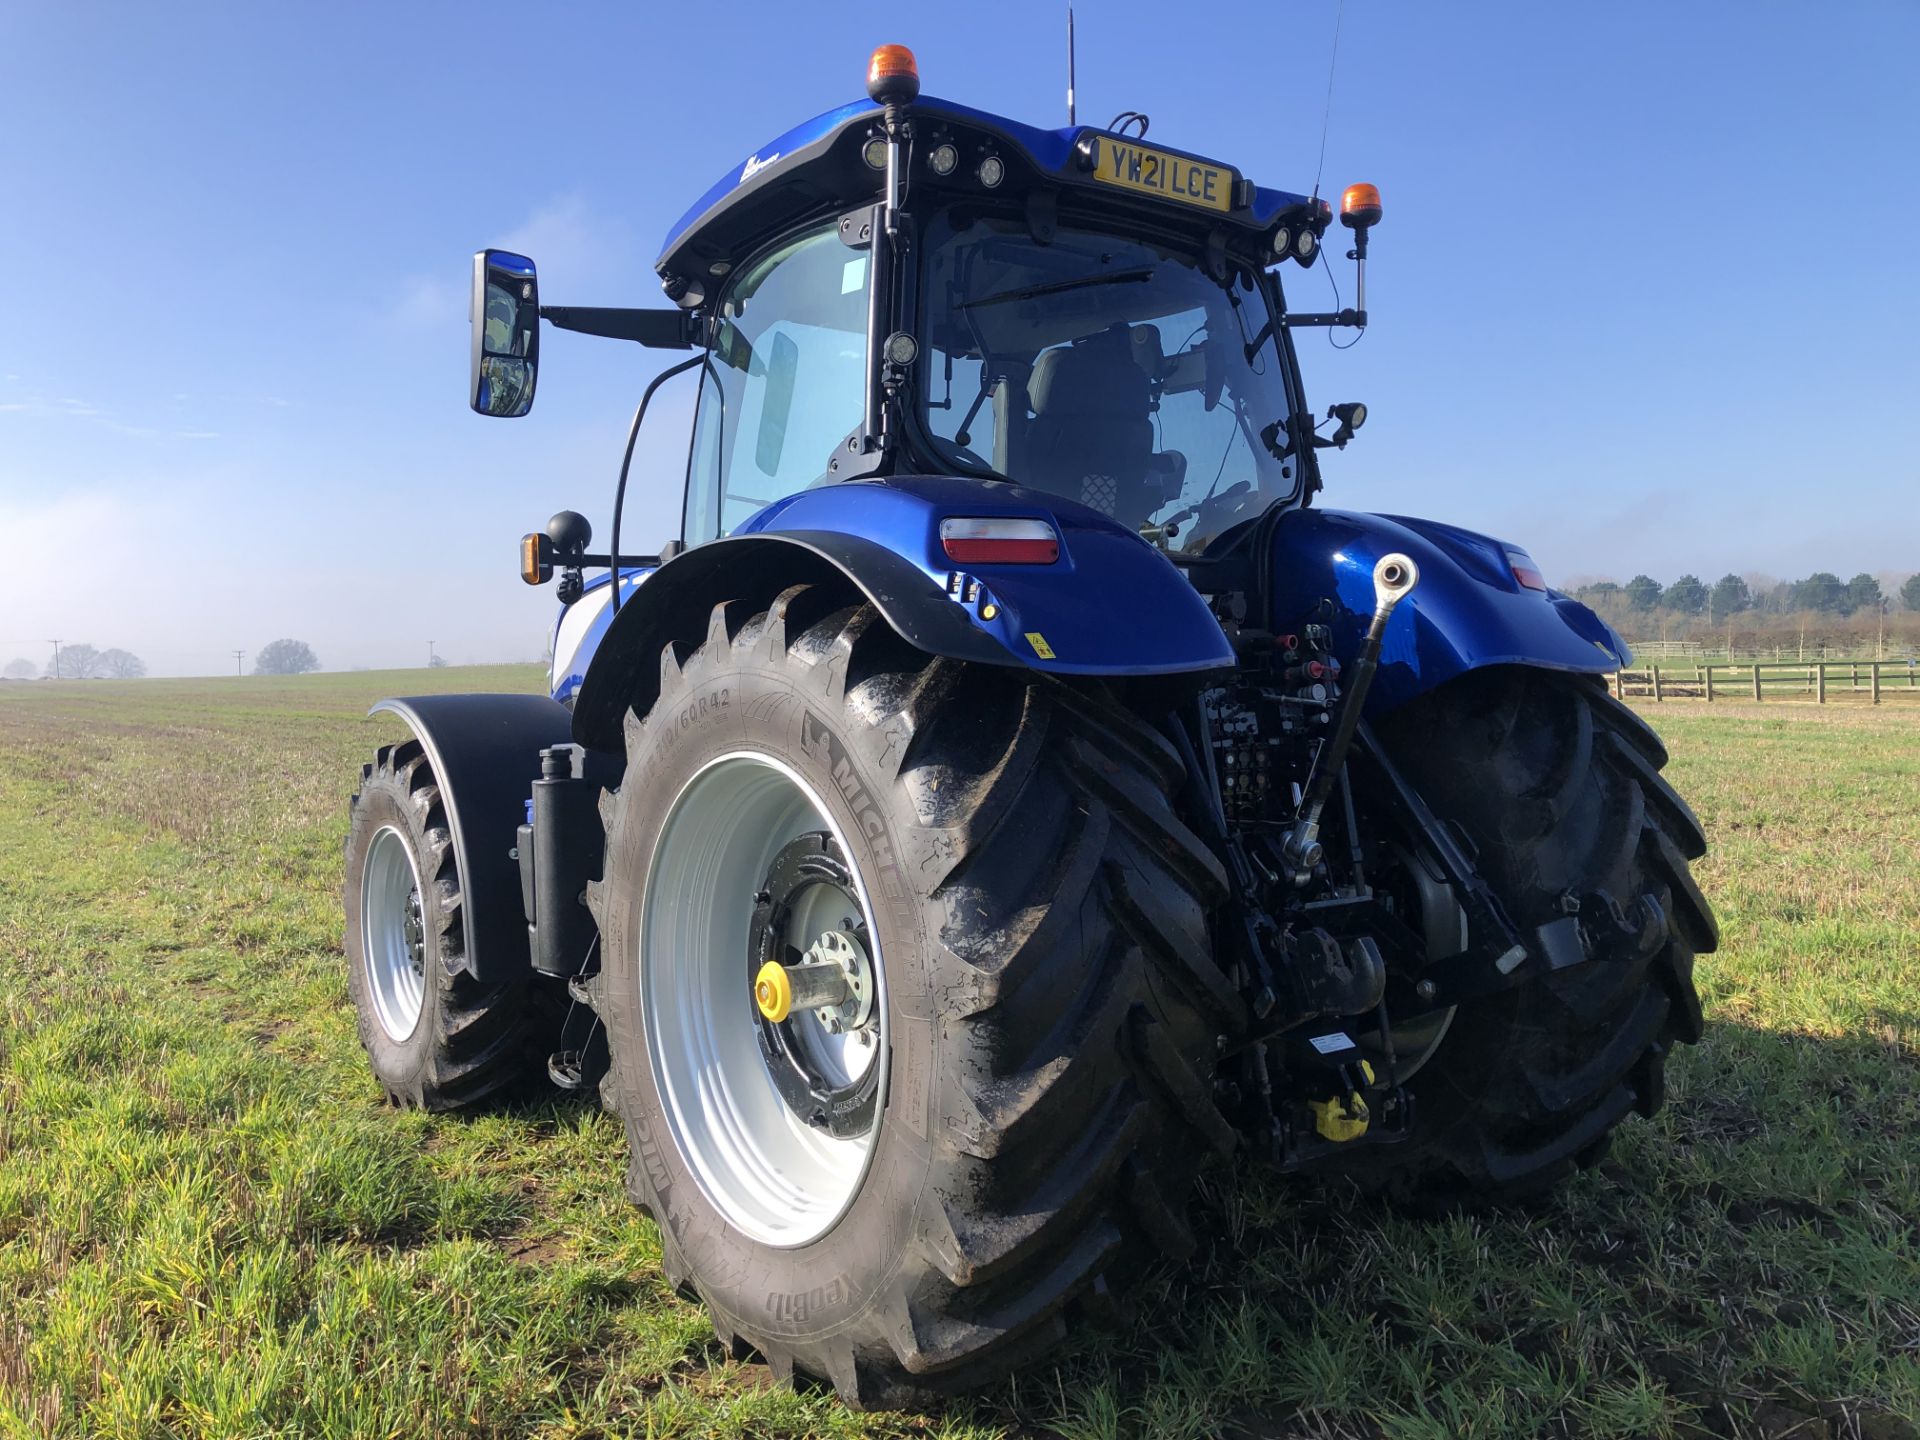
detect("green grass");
top-left (0, 672), bottom-right (1915, 1439)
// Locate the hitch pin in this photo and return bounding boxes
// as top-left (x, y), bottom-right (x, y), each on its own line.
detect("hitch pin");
top-left (1283, 553), bottom-right (1419, 879)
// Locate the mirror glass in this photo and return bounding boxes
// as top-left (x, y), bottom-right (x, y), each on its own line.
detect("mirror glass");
top-left (471, 250), bottom-right (539, 417)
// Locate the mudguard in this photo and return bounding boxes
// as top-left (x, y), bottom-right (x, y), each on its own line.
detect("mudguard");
top-left (368, 694), bottom-right (577, 983)
top-left (1267, 508), bottom-right (1630, 717)
top-left (566, 473), bottom-right (1235, 751)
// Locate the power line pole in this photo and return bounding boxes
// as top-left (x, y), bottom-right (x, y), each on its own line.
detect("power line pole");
top-left (233, 649), bottom-right (246, 676)
top-left (428, 639), bottom-right (436, 668)
top-left (48, 639), bottom-right (61, 678)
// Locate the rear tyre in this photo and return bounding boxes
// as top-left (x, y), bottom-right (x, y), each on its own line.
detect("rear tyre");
top-left (589, 584), bottom-right (1236, 1405)
top-left (344, 740), bottom-right (553, 1110)
top-left (1368, 666), bottom-right (1716, 1201)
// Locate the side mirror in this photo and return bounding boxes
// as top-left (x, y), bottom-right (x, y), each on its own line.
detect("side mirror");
top-left (471, 250), bottom-right (539, 417)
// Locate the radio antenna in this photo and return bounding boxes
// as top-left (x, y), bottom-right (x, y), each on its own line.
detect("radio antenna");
top-left (1311, 0), bottom-right (1346, 205)
top-left (1066, 5), bottom-right (1077, 126)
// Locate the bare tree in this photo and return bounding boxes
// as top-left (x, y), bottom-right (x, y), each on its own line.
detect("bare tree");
top-left (98, 648), bottom-right (147, 679)
top-left (3, 658), bottom-right (35, 680)
top-left (49, 643), bottom-right (106, 679)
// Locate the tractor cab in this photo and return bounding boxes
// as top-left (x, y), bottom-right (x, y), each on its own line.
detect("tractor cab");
top-left (480, 44), bottom-right (1380, 565)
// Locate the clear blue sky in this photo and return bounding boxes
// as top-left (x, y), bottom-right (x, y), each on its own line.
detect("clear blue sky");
top-left (2, 2), bottom-right (1915, 675)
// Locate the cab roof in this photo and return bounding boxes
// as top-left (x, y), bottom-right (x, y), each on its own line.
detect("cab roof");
top-left (656, 95), bottom-right (1321, 285)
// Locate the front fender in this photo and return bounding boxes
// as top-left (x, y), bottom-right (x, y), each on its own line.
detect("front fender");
top-left (1267, 509), bottom-right (1629, 717)
top-left (368, 694), bottom-right (578, 983)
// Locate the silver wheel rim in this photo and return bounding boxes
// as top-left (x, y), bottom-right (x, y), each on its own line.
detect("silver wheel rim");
top-left (361, 826), bottom-right (427, 1042)
top-left (642, 751), bottom-right (887, 1247)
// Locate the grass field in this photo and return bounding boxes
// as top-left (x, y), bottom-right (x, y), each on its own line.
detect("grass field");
top-left (1, 670), bottom-right (1915, 1439)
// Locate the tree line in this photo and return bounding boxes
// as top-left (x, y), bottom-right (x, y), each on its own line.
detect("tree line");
top-left (3, 645), bottom-right (148, 680)
top-left (1574, 571), bottom-right (1920, 619)
top-left (3, 637), bottom-right (324, 680)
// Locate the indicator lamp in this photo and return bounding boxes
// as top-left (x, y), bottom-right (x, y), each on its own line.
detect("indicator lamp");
top-left (519, 533), bottom-right (553, 586)
top-left (928, 142), bottom-right (958, 176)
top-left (866, 44), bottom-right (919, 105)
top-left (977, 154), bottom-right (1005, 188)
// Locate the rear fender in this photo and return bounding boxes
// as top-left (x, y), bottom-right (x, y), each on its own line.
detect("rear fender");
top-left (367, 694), bottom-right (579, 983)
top-left (568, 474), bottom-right (1234, 750)
top-left (1266, 509), bottom-right (1629, 717)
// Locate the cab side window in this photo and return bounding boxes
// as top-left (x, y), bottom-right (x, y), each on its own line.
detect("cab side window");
top-left (685, 225), bottom-right (870, 544)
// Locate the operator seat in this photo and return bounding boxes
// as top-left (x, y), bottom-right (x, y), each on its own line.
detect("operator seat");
top-left (1027, 324), bottom-right (1168, 527)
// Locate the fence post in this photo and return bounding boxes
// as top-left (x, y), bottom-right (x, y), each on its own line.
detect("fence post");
top-left (1705, 665), bottom-right (1715, 703)
top-left (1872, 662), bottom-right (1881, 705)
top-left (1851, 662), bottom-right (1860, 691)
top-left (1652, 665), bottom-right (1663, 702)
top-left (1753, 664), bottom-right (1763, 701)
top-left (1613, 669), bottom-right (1623, 700)
top-left (1816, 664), bottom-right (1826, 704)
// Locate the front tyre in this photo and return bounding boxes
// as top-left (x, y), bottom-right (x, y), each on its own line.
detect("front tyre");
top-left (590, 585), bottom-right (1235, 1405)
top-left (343, 740), bottom-right (552, 1110)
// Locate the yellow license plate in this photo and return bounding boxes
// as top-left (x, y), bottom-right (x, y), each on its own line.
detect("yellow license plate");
top-left (1090, 138), bottom-right (1234, 213)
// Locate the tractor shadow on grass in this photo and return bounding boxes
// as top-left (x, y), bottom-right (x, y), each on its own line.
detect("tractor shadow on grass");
top-left (442, 1020), bottom-right (1917, 1436)
top-left (951, 1019), bottom-right (1920, 1439)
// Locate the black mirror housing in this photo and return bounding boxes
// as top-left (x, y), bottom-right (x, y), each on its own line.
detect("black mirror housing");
top-left (471, 250), bottom-right (539, 417)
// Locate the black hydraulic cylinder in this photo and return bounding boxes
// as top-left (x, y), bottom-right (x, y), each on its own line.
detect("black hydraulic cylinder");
top-left (529, 746), bottom-right (602, 978)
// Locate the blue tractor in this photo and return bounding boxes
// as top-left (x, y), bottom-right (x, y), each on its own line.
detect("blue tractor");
top-left (345, 45), bottom-right (1715, 1406)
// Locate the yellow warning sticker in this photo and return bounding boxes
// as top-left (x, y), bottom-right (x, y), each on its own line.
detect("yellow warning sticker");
top-left (1025, 632), bottom-right (1056, 659)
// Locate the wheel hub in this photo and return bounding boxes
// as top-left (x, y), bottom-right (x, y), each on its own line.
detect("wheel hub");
top-left (747, 833), bottom-right (882, 1138)
top-left (401, 889), bottom-right (426, 979)
top-left (754, 928), bottom-right (874, 1032)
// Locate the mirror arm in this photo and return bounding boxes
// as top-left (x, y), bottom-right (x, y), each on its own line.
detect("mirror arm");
top-left (553, 551), bottom-right (661, 571)
top-left (539, 306), bottom-right (698, 350)
top-left (1281, 308), bottom-right (1367, 329)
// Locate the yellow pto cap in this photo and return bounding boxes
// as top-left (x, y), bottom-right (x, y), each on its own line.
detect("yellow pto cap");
top-left (1311, 1091), bottom-right (1371, 1143)
top-left (753, 961), bottom-right (793, 1023)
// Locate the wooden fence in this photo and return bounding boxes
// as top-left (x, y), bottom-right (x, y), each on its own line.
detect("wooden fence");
top-left (1613, 659), bottom-right (1920, 704)
top-left (1626, 638), bottom-right (1919, 663)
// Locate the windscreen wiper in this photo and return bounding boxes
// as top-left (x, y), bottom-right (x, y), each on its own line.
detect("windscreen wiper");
top-left (962, 267), bottom-right (1154, 310)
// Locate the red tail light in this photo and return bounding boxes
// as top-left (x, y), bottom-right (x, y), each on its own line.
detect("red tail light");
top-left (940, 517), bottom-right (1060, 565)
top-left (1505, 548), bottom-right (1547, 592)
